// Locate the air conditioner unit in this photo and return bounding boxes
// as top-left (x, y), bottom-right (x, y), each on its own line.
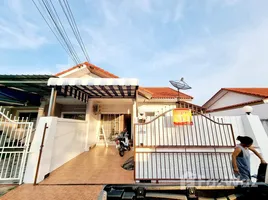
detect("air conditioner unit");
top-left (93, 104), bottom-right (100, 114)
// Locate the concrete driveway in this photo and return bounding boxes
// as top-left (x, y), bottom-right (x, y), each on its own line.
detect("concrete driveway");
top-left (41, 146), bottom-right (134, 184)
top-left (1, 146), bottom-right (134, 199)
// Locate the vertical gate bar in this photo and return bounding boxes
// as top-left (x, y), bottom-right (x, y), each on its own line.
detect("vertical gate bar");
top-left (11, 116), bottom-right (18, 147)
top-left (202, 153), bottom-right (207, 178)
top-left (202, 116), bottom-right (211, 146)
top-left (161, 110), bottom-right (165, 146)
top-left (165, 112), bottom-right (170, 146)
top-left (147, 122), bottom-right (149, 147)
top-left (221, 118), bottom-right (231, 146)
top-left (4, 152), bottom-right (12, 178)
top-left (0, 153), bottom-right (7, 178)
top-left (173, 152), bottom-right (176, 179)
top-left (216, 118), bottom-right (224, 146)
top-left (142, 152), bottom-right (144, 180)
top-left (150, 117), bottom-right (152, 147)
top-left (159, 113), bottom-right (162, 146)
top-left (210, 153), bottom-right (220, 179)
top-left (185, 121), bottom-right (190, 146)
top-left (155, 152), bottom-right (159, 181)
top-left (177, 152), bottom-right (180, 179)
top-left (201, 117), bottom-right (208, 146)
top-left (227, 153), bottom-right (234, 179)
top-left (143, 152), bottom-right (145, 179)
top-left (214, 152), bottom-right (220, 180)
top-left (189, 116), bottom-right (194, 146)
top-left (160, 152), bottom-right (163, 179)
top-left (154, 119), bottom-right (157, 146)
top-left (193, 153), bottom-right (198, 180)
top-left (137, 123), bottom-right (140, 147)
top-left (133, 125), bottom-right (136, 181)
top-left (171, 110), bottom-right (177, 146)
top-left (212, 116), bottom-right (220, 146)
top-left (197, 115), bottom-right (203, 146)
top-left (9, 153), bottom-right (16, 178)
top-left (223, 153), bottom-right (230, 180)
top-left (8, 116), bottom-right (15, 148)
top-left (219, 153), bottom-right (226, 180)
top-left (14, 153), bottom-right (21, 178)
top-left (209, 153), bottom-right (216, 180)
top-left (182, 117), bottom-right (186, 146)
top-left (209, 117), bottom-right (216, 146)
top-left (16, 117), bottom-right (24, 147)
top-left (147, 153), bottom-right (149, 179)
top-left (0, 111), bottom-right (9, 148)
top-left (221, 119), bottom-right (228, 146)
top-left (21, 117), bottom-right (29, 147)
top-left (168, 152), bottom-right (171, 179)
top-left (191, 116), bottom-right (198, 146)
top-left (151, 151), bottom-right (153, 179)
top-left (205, 153), bottom-right (212, 179)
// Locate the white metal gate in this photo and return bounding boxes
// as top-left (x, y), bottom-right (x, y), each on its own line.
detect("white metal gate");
top-left (0, 107), bottom-right (33, 184)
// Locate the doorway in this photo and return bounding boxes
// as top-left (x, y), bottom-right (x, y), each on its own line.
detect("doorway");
top-left (100, 114), bottom-right (132, 143)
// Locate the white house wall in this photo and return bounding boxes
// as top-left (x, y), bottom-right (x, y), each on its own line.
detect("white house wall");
top-left (209, 103), bottom-right (268, 120)
top-left (208, 91), bottom-right (261, 110)
top-left (100, 104), bottom-right (132, 114)
top-left (138, 103), bottom-right (176, 115)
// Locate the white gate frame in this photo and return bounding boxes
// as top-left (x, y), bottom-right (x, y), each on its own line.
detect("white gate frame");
top-left (0, 107), bottom-right (33, 184)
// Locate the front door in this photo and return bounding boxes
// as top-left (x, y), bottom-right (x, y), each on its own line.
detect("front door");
top-left (100, 114), bottom-right (132, 142)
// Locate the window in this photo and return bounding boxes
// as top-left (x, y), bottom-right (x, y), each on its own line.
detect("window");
top-left (18, 112), bottom-right (38, 125)
top-left (145, 112), bottom-right (155, 117)
top-left (62, 113), bottom-right (86, 120)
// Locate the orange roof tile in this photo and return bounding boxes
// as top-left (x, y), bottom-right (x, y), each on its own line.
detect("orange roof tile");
top-left (223, 88), bottom-right (268, 98)
top-left (142, 87), bottom-right (193, 99)
top-left (55, 62), bottom-right (119, 78)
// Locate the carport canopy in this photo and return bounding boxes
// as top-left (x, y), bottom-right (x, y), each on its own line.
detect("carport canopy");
top-left (48, 78), bottom-right (139, 101)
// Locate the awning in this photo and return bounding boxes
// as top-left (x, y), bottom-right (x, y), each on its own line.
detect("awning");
top-left (47, 78), bottom-right (139, 102)
top-left (0, 75), bottom-right (55, 106)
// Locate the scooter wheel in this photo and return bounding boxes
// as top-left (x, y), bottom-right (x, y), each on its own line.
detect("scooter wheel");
top-left (127, 146), bottom-right (131, 151)
top-left (119, 150), bottom-right (124, 157)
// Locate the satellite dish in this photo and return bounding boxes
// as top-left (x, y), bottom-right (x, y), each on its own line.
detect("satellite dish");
top-left (169, 77), bottom-right (191, 90)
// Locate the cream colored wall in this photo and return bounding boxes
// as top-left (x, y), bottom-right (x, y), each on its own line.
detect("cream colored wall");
top-left (138, 102), bottom-right (176, 116)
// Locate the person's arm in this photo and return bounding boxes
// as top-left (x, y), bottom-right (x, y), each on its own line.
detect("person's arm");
top-left (232, 147), bottom-right (241, 174)
top-left (249, 146), bottom-right (266, 163)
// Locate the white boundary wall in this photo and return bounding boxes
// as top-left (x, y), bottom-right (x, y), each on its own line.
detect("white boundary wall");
top-left (24, 117), bottom-right (87, 183)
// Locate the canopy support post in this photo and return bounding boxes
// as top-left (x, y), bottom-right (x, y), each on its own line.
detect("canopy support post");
top-left (47, 87), bottom-right (57, 116)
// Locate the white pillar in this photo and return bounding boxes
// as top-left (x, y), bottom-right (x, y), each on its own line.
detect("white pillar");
top-left (47, 88), bottom-right (57, 116)
top-left (85, 99), bottom-right (93, 151)
top-left (131, 99), bottom-right (137, 140)
top-left (242, 115), bottom-right (268, 161)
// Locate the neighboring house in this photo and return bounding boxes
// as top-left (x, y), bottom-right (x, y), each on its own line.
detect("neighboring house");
top-left (0, 62), bottom-right (202, 144)
top-left (203, 88), bottom-right (268, 134)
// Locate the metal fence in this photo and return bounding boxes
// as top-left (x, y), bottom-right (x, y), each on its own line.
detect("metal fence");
top-left (0, 107), bottom-right (33, 184)
top-left (135, 152), bottom-right (235, 181)
top-left (134, 109), bottom-right (236, 182)
top-left (135, 110), bottom-right (236, 148)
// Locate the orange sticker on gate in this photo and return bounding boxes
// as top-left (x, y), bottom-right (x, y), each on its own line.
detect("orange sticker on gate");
top-left (173, 108), bottom-right (193, 125)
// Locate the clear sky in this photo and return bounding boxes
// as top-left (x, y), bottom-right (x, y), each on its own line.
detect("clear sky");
top-left (0, 0), bottom-right (268, 105)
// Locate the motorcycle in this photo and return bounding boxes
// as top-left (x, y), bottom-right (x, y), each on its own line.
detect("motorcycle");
top-left (115, 132), bottom-right (131, 157)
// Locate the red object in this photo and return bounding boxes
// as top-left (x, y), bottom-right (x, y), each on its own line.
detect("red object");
top-left (116, 140), bottom-right (119, 145)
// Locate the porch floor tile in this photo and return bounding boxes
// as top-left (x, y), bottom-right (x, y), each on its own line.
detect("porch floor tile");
top-left (0, 184), bottom-right (102, 200)
top-left (41, 146), bottom-right (134, 184)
